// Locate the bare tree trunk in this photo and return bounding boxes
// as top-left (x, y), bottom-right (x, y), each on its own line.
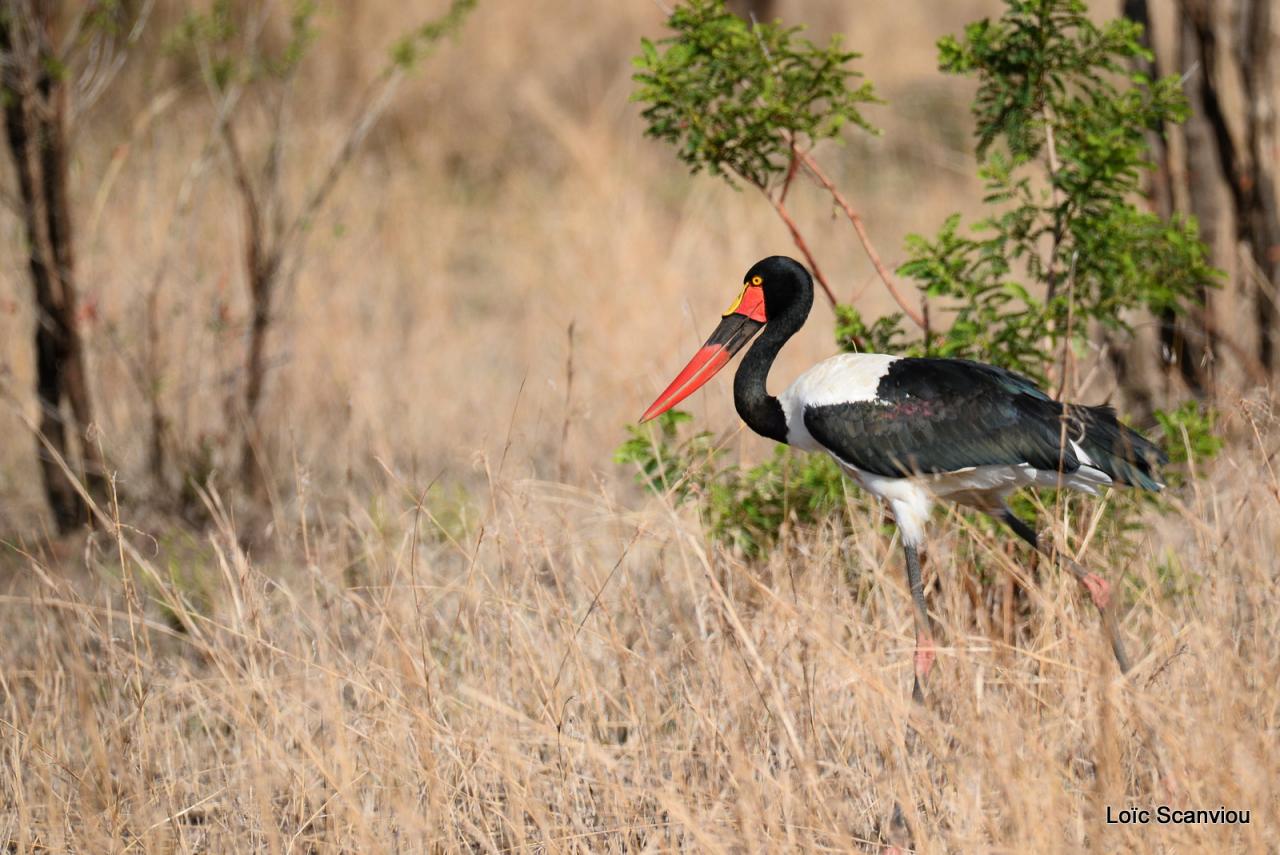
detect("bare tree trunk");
top-left (219, 119), bottom-right (282, 494)
top-left (1124, 0), bottom-right (1176, 223)
top-left (1, 5), bottom-right (106, 532)
top-left (1175, 1), bottom-right (1225, 396)
top-left (1237, 0), bottom-right (1280, 373)
top-left (1114, 0), bottom-right (1177, 416)
top-left (1182, 0), bottom-right (1280, 378)
top-left (238, 258), bottom-right (279, 491)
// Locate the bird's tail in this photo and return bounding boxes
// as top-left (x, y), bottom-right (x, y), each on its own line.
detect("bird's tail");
top-left (1072, 404), bottom-right (1168, 492)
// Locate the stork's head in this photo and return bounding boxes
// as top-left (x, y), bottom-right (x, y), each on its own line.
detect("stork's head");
top-left (639, 256), bottom-right (812, 422)
top-left (741, 255), bottom-right (812, 321)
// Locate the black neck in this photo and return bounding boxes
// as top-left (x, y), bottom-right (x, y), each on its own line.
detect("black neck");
top-left (733, 288), bottom-right (810, 444)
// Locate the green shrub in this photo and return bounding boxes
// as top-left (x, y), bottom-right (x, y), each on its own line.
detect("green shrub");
top-left (632, 0), bottom-right (877, 191)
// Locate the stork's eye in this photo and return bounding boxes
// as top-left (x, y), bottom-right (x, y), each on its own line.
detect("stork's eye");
top-left (751, 275), bottom-right (763, 286)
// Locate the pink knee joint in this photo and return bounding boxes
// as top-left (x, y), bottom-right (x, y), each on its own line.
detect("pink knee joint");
top-left (1083, 573), bottom-right (1111, 610)
top-left (914, 634), bottom-right (936, 678)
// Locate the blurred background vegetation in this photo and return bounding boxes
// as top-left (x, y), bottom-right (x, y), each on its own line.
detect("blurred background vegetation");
top-left (0, 0), bottom-right (1272, 538)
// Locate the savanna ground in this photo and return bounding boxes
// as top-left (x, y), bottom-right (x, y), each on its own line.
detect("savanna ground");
top-left (1, 0), bottom-right (1277, 851)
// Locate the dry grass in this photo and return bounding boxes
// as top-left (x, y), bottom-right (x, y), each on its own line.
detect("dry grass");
top-left (1, 0), bottom-right (1277, 851)
top-left (2, 402), bottom-right (1278, 852)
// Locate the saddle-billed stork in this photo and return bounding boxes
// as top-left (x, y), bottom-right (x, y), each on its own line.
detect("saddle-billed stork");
top-left (641, 256), bottom-right (1165, 699)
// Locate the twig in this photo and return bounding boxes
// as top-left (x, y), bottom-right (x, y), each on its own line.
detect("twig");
top-left (281, 67), bottom-right (405, 258)
top-left (737, 146), bottom-right (837, 307)
top-left (1042, 112), bottom-right (1066, 308)
top-left (770, 191), bottom-right (835, 307)
top-left (86, 86), bottom-right (180, 243)
top-left (557, 320), bottom-right (576, 482)
top-left (779, 144), bottom-right (800, 205)
top-left (68, 0), bottom-right (156, 120)
top-left (795, 149), bottom-right (926, 327)
top-left (1054, 252), bottom-right (1079, 401)
top-left (219, 112), bottom-right (263, 260)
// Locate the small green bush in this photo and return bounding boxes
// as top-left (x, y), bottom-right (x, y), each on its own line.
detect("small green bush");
top-left (632, 0), bottom-right (877, 191)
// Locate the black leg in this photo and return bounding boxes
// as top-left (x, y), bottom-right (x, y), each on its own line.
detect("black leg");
top-left (891, 543), bottom-right (935, 851)
top-left (999, 508), bottom-right (1039, 550)
top-left (904, 542), bottom-right (935, 703)
top-left (996, 507), bottom-right (1131, 673)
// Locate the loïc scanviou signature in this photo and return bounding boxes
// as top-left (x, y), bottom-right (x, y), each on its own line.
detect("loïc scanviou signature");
top-left (1106, 805), bottom-right (1250, 825)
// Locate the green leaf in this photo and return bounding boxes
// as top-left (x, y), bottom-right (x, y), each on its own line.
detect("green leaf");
top-left (630, 0), bottom-right (878, 189)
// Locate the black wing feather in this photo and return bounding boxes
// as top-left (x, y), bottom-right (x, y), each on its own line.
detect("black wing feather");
top-left (803, 358), bottom-right (1078, 478)
top-left (803, 358), bottom-right (1166, 489)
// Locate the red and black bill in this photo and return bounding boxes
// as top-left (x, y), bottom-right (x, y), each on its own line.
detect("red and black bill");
top-left (640, 278), bottom-right (768, 422)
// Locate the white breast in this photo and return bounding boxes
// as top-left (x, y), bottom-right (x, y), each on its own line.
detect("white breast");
top-left (777, 352), bottom-right (898, 450)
